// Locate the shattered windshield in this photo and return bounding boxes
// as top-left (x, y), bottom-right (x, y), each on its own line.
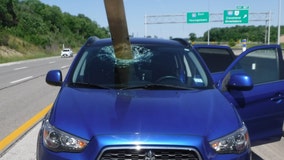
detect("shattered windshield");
top-left (71, 44), bottom-right (210, 89)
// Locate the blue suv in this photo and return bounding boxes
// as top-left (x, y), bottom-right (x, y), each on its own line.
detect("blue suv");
top-left (37, 37), bottom-right (284, 160)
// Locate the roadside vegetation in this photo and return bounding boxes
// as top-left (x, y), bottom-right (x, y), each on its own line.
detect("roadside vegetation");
top-left (0, 0), bottom-right (283, 63)
top-left (0, 0), bottom-right (109, 63)
top-left (203, 26), bottom-right (283, 44)
top-left (189, 25), bottom-right (284, 47)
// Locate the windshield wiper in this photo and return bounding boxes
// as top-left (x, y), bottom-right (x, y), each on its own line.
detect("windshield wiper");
top-left (68, 82), bottom-right (109, 89)
top-left (121, 84), bottom-right (193, 90)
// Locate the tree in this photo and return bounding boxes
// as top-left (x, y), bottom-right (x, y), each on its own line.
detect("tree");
top-left (228, 39), bottom-right (236, 47)
top-left (201, 25), bottom-right (284, 44)
top-left (0, 0), bottom-right (17, 27)
top-left (3, 0), bottom-right (110, 49)
top-left (189, 33), bottom-right (197, 42)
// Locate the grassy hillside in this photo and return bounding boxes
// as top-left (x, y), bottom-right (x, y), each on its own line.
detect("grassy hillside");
top-left (0, 0), bottom-right (109, 64)
top-left (0, 34), bottom-right (59, 63)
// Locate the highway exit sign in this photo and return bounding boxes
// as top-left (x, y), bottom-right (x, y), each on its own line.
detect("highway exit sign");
top-left (224, 10), bottom-right (249, 24)
top-left (187, 12), bottom-right (209, 23)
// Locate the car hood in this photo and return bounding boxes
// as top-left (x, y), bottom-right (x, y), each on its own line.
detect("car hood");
top-left (50, 87), bottom-right (241, 141)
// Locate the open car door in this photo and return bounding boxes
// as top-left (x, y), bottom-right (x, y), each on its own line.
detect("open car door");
top-left (217, 45), bottom-right (284, 146)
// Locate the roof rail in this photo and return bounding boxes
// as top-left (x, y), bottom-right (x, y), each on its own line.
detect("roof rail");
top-left (85, 36), bottom-right (100, 46)
top-left (172, 38), bottom-right (191, 47)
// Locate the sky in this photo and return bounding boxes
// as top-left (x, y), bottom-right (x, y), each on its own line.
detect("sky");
top-left (40, 0), bottom-right (284, 38)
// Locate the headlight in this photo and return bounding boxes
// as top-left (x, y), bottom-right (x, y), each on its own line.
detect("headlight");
top-left (210, 124), bottom-right (250, 154)
top-left (42, 119), bottom-right (88, 152)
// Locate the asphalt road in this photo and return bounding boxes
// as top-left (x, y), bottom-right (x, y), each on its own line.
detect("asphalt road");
top-left (0, 56), bottom-right (284, 159)
top-left (0, 56), bottom-right (73, 152)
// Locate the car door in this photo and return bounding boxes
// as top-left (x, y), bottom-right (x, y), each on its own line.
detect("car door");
top-left (217, 45), bottom-right (284, 146)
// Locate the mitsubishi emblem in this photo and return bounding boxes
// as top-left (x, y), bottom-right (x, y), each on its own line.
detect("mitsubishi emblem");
top-left (145, 150), bottom-right (156, 160)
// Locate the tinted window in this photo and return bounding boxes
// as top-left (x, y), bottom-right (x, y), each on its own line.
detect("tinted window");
top-left (196, 48), bottom-right (235, 73)
top-left (233, 48), bottom-right (279, 84)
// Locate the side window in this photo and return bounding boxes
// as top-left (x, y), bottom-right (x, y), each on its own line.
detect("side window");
top-left (233, 49), bottom-right (279, 84)
top-left (186, 51), bottom-right (208, 87)
top-left (72, 51), bottom-right (88, 82)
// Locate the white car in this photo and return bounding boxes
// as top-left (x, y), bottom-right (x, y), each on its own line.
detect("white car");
top-left (61, 48), bottom-right (73, 57)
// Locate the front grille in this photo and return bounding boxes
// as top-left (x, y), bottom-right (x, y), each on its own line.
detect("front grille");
top-left (98, 146), bottom-right (201, 160)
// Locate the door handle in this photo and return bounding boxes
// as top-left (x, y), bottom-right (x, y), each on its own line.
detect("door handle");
top-left (271, 93), bottom-right (284, 103)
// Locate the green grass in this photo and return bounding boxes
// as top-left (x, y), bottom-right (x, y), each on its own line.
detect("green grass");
top-left (0, 52), bottom-right (58, 64)
top-left (0, 35), bottom-right (81, 64)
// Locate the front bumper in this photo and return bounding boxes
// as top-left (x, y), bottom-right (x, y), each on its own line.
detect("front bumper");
top-left (37, 130), bottom-right (251, 160)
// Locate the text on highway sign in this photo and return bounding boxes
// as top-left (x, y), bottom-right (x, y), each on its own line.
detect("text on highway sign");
top-left (187, 12), bottom-right (209, 23)
top-left (224, 10), bottom-right (249, 24)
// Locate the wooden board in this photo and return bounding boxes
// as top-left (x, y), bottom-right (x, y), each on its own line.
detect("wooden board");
top-left (104, 0), bottom-right (132, 60)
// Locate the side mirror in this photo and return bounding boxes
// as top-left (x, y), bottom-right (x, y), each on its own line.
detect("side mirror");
top-left (227, 73), bottom-right (253, 91)
top-left (46, 70), bottom-right (62, 86)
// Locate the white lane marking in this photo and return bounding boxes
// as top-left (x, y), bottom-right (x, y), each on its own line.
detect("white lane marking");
top-left (10, 76), bottom-right (33, 84)
top-left (61, 65), bottom-right (69, 69)
top-left (49, 61), bottom-right (56, 64)
top-left (14, 67), bottom-right (28, 71)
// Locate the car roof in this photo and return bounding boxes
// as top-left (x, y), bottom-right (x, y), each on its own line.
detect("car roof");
top-left (193, 44), bottom-right (231, 49)
top-left (84, 37), bottom-right (189, 48)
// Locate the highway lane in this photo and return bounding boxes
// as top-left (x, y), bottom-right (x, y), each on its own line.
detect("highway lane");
top-left (0, 56), bottom-right (72, 89)
top-left (0, 56), bottom-right (73, 152)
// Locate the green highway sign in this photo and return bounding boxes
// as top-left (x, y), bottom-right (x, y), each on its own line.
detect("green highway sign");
top-left (187, 12), bottom-right (209, 23)
top-left (224, 10), bottom-right (249, 24)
